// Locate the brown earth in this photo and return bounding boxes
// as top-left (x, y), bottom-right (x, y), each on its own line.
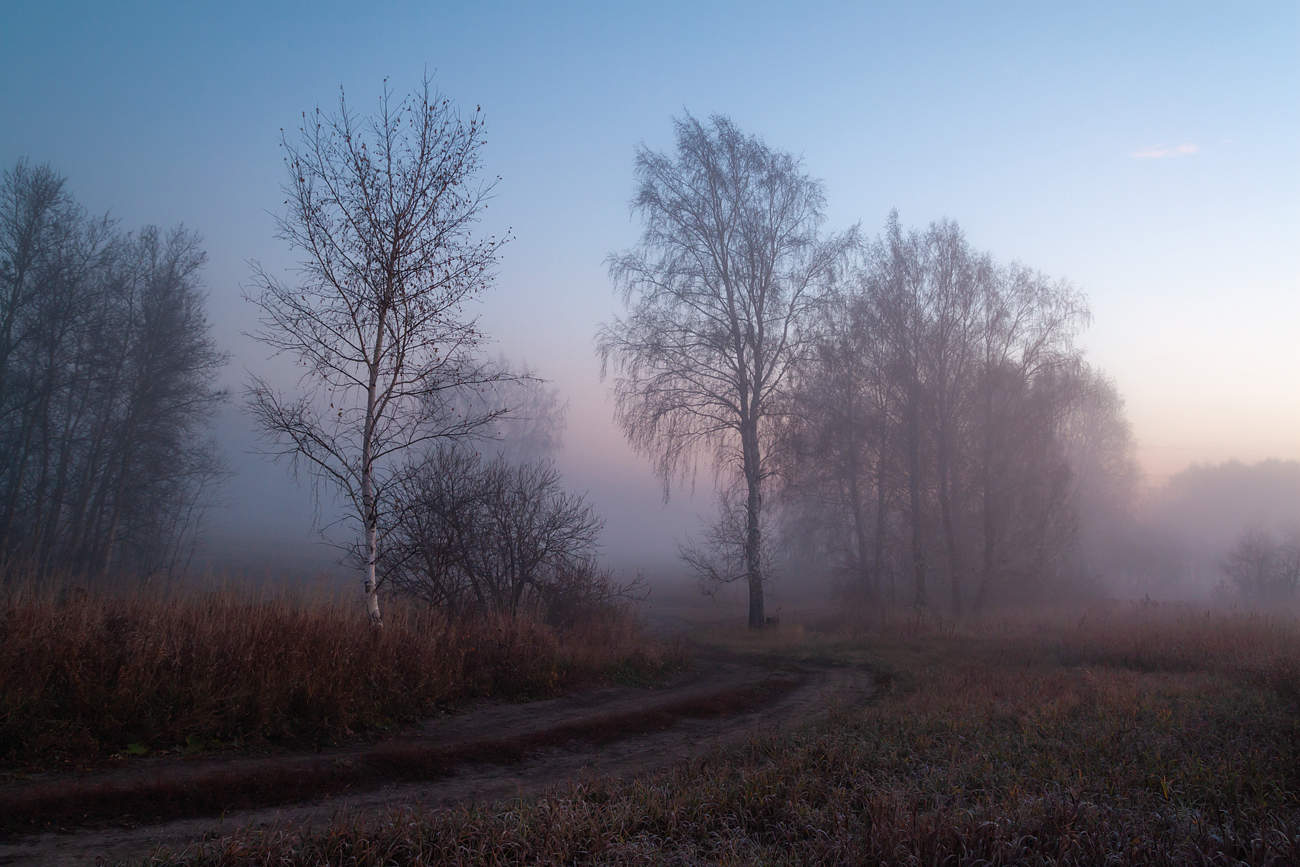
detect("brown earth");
top-left (0, 650), bottom-right (872, 866)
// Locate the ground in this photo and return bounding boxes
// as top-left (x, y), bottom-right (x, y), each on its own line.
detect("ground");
top-left (1, 603), bottom-right (1296, 865)
top-left (0, 644), bottom-right (870, 865)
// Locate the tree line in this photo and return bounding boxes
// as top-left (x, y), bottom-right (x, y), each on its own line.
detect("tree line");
top-left (13, 80), bottom-right (1280, 622)
top-left (0, 161), bottom-right (225, 580)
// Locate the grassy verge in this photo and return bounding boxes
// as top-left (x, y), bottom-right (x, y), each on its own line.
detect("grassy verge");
top-left (166, 606), bottom-right (1300, 865)
top-left (0, 585), bottom-right (682, 771)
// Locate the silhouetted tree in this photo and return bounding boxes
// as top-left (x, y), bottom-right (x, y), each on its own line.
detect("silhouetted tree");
top-left (454, 359), bottom-right (566, 463)
top-left (247, 77), bottom-right (508, 625)
top-left (967, 254), bottom-right (1086, 609)
top-left (598, 114), bottom-right (854, 628)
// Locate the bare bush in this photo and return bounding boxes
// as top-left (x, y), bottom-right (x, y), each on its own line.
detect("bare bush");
top-left (382, 448), bottom-right (638, 624)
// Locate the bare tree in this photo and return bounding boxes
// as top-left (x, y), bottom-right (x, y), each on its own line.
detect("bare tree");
top-left (452, 358), bottom-right (566, 463)
top-left (598, 114), bottom-right (853, 628)
top-left (246, 77), bottom-right (508, 625)
top-left (1055, 365), bottom-right (1139, 587)
top-left (857, 213), bottom-right (936, 609)
top-left (678, 480), bottom-right (778, 596)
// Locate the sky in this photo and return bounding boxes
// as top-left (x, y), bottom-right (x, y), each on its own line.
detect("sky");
top-left (2, 1), bottom-right (1296, 577)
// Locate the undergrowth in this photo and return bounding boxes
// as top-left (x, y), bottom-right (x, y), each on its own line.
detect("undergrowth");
top-left (0, 584), bottom-right (681, 770)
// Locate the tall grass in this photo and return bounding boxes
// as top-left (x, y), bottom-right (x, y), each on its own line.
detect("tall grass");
top-left (0, 583), bottom-right (679, 770)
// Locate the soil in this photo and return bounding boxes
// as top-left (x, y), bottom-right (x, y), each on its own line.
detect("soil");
top-left (0, 649), bottom-right (872, 866)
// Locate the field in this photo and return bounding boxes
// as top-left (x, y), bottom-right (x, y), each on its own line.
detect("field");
top-left (1, 591), bottom-right (1298, 865)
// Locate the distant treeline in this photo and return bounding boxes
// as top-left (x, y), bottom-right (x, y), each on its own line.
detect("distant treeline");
top-left (0, 160), bottom-right (225, 580)
top-left (1133, 460), bottom-right (1300, 601)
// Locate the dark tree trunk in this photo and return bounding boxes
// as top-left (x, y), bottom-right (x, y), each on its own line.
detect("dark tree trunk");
top-left (936, 423), bottom-right (964, 616)
top-left (742, 418), bottom-right (765, 629)
top-left (906, 383), bottom-right (926, 608)
top-left (975, 382), bottom-right (997, 612)
top-left (848, 466), bottom-right (874, 600)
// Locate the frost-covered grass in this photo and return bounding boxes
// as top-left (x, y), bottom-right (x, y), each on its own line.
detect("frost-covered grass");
top-left (0, 583), bottom-right (679, 770)
top-left (169, 606), bottom-right (1300, 865)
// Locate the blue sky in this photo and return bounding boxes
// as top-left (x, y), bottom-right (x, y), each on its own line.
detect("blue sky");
top-left (2, 1), bottom-right (1296, 571)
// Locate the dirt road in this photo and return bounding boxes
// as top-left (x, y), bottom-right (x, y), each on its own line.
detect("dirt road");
top-left (0, 652), bottom-right (871, 865)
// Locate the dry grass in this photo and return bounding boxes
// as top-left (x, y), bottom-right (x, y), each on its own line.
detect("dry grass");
top-left (165, 605), bottom-right (1300, 865)
top-left (0, 583), bottom-right (680, 771)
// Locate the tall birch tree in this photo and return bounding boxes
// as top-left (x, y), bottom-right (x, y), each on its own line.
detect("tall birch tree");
top-left (598, 115), bottom-right (852, 628)
top-left (247, 77), bottom-right (506, 626)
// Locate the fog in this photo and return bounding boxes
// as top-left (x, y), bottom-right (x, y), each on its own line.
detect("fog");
top-left (1130, 460), bottom-right (1300, 598)
top-left (1, 4), bottom-right (1296, 621)
top-left (194, 371), bottom-right (705, 586)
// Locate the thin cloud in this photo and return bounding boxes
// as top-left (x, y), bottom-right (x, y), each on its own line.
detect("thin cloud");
top-left (1131, 143), bottom-right (1200, 160)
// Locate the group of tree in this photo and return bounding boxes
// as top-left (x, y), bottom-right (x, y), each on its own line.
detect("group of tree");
top-left (775, 216), bottom-right (1137, 612)
top-left (261, 94), bottom-right (1140, 626)
top-left (2, 76), bottom-right (613, 629)
top-left (599, 115), bottom-right (1138, 622)
top-left (0, 161), bottom-right (225, 580)
top-left (1150, 460), bottom-right (1300, 551)
top-left (16, 82), bottom-right (1234, 624)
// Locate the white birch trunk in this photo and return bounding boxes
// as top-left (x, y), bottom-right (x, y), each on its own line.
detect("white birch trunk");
top-left (364, 515), bottom-right (382, 627)
top-left (361, 404), bottom-right (383, 628)
top-left (361, 307), bottom-right (386, 629)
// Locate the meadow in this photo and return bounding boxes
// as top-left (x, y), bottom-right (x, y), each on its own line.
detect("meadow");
top-left (158, 603), bottom-right (1300, 865)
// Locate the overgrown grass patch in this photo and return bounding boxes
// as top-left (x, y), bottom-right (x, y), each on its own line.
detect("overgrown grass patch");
top-left (0, 584), bottom-right (683, 771)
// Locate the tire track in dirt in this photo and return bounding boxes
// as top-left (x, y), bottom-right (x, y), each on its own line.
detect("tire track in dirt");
top-left (0, 654), bottom-right (871, 866)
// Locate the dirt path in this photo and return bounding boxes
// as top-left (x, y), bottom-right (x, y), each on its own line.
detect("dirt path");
top-left (0, 652), bottom-right (871, 866)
